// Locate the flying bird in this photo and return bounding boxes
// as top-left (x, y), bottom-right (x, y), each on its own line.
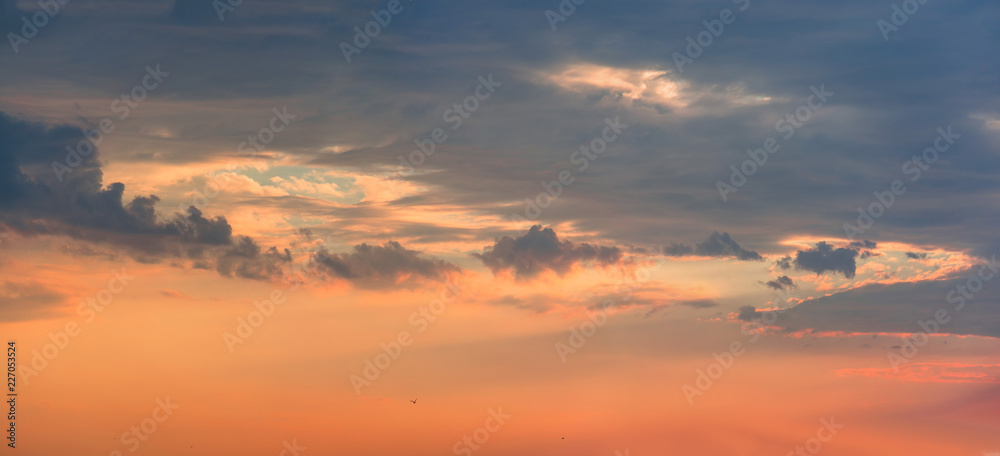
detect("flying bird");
top-left (410, 398), bottom-right (417, 404)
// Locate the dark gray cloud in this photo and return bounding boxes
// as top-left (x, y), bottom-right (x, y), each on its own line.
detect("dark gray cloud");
top-left (850, 241), bottom-right (877, 249)
top-left (0, 109), bottom-right (452, 287)
top-left (59, 243), bottom-right (120, 261)
top-left (737, 305), bottom-right (758, 322)
top-left (474, 225), bottom-right (623, 280)
top-left (215, 236), bottom-right (292, 280)
top-left (313, 241), bottom-right (458, 288)
top-left (0, 112), bottom-right (230, 247)
top-left (2, 0), bottom-right (1000, 310)
top-left (859, 250), bottom-right (880, 260)
top-left (0, 111), bottom-right (294, 280)
top-left (777, 270), bottom-right (1000, 338)
top-left (763, 275), bottom-right (796, 291)
top-left (794, 242), bottom-right (860, 279)
top-left (906, 251), bottom-right (929, 260)
top-left (174, 206), bottom-right (233, 245)
top-left (678, 299), bottom-right (719, 309)
top-left (663, 231), bottom-right (762, 261)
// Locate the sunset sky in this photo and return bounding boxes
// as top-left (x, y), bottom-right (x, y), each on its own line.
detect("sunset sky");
top-left (1, 0), bottom-right (999, 455)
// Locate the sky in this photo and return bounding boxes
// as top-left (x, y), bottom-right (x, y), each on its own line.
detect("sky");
top-left (1, 0), bottom-right (999, 454)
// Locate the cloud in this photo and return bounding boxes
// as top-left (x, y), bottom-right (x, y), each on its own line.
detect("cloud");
top-left (313, 241), bottom-right (459, 288)
top-left (0, 111), bottom-right (294, 281)
top-left (169, 0), bottom-right (222, 25)
top-left (737, 305), bottom-right (758, 322)
top-left (763, 275), bottom-right (796, 291)
top-left (59, 243), bottom-right (120, 261)
top-left (850, 240), bottom-right (877, 249)
top-left (0, 112), bottom-right (224, 245)
top-left (492, 295), bottom-right (553, 314)
top-left (538, 63), bottom-right (775, 115)
top-left (837, 363), bottom-right (1000, 384)
top-left (906, 251), bottom-right (929, 260)
top-left (0, 280), bottom-right (66, 321)
top-left (160, 289), bottom-right (192, 299)
top-left (793, 242), bottom-right (859, 279)
top-left (173, 206), bottom-right (234, 245)
top-left (859, 250), bottom-right (880, 260)
top-left (474, 225), bottom-right (623, 280)
top-left (4, 0), bottom-right (1000, 300)
top-left (0, 111), bottom-right (462, 289)
top-left (776, 271), bottom-right (1000, 339)
top-left (678, 299), bottom-right (719, 309)
top-left (214, 236), bottom-right (292, 281)
top-left (5, 0), bottom-right (1000, 274)
top-left (632, 298), bottom-right (720, 318)
top-left (663, 232), bottom-right (762, 261)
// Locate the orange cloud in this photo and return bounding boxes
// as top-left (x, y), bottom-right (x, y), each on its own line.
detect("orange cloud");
top-left (837, 362), bottom-right (1000, 383)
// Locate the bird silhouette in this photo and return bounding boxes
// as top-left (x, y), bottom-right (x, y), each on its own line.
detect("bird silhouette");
top-left (410, 398), bottom-right (417, 404)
